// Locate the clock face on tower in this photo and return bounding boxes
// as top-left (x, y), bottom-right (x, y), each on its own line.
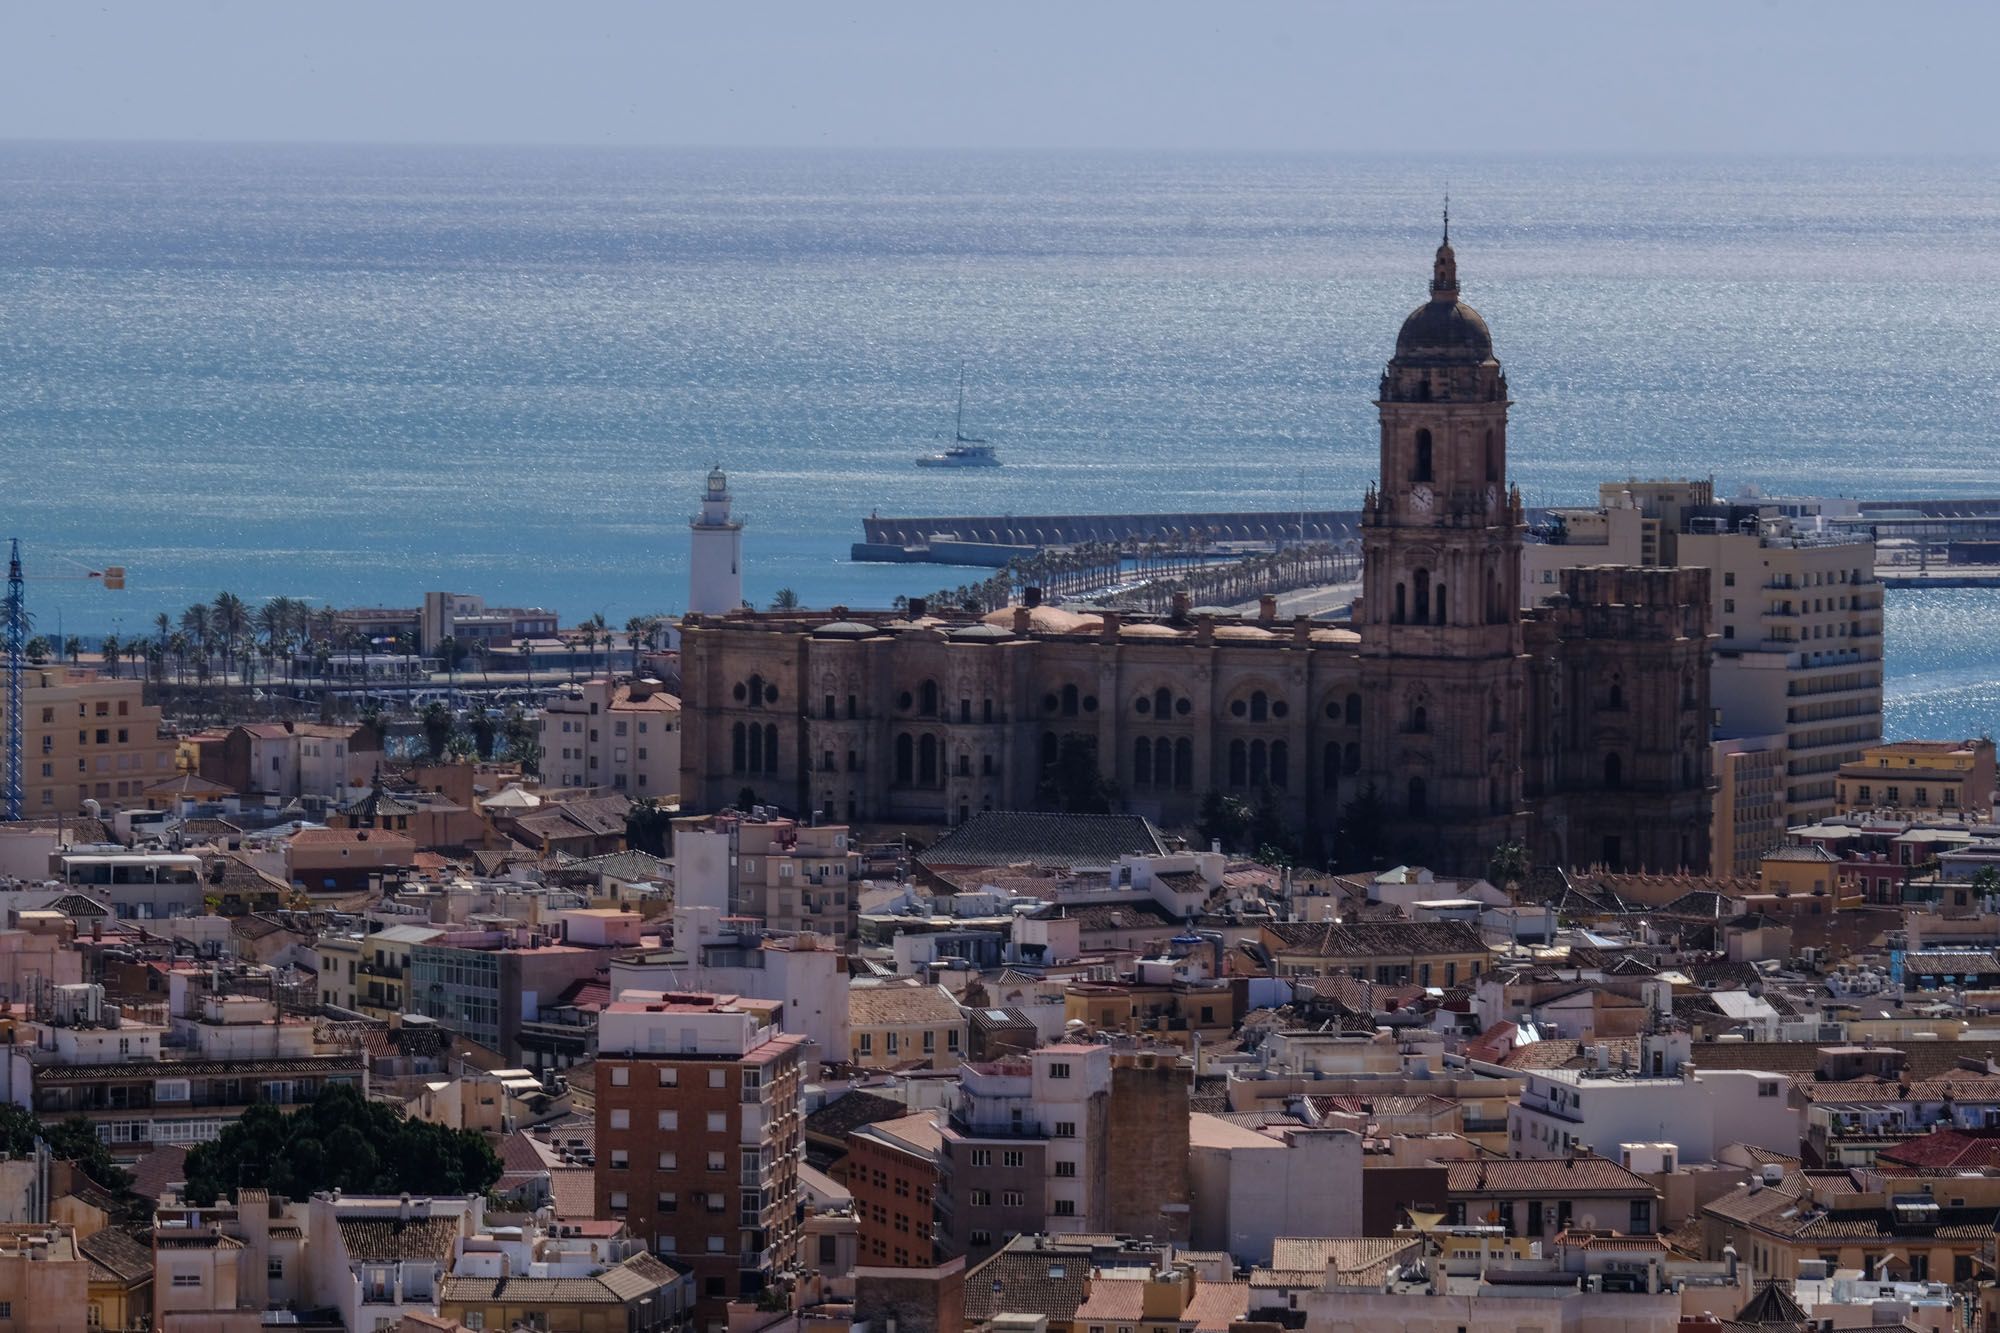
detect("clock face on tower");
top-left (1410, 483), bottom-right (1435, 515)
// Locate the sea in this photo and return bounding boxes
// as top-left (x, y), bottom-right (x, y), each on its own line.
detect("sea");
top-left (0, 144), bottom-right (1995, 739)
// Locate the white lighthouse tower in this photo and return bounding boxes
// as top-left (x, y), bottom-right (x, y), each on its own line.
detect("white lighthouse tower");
top-left (687, 465), bottom-right (744, 614)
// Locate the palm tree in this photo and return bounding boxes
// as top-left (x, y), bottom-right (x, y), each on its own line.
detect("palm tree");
top-left (64, 636), bottom-right (82, 666)
top-left (180, 603), bottom-right (213, 667)
top-left (212, 591), bottom-right (247, 679)
top-left (625, 616), bottom-right (649, 673)
top-left (770, 588), bottom-right (800, 611)
top-left (166, 631), bottom-right (189, 685)
top-left (587, 612), bottom-right (608, 676)
top-left (471, 640), bottom-right (492, 691)
top-left (101, 633), bottom-right (120, 679)
top-left (437, 634), bottom-right (458, 697)
top-left (153, 611), bottom-right (171, 656)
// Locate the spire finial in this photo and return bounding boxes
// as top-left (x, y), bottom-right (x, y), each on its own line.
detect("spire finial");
top-left (1443, 188), bottom-right (1450, 246)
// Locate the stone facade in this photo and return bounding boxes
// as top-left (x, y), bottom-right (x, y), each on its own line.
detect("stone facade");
top-left (678, 234), bottom-right (1715, 874)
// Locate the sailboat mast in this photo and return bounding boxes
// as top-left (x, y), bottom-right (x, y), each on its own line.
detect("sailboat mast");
top-left (956, 361), bottom-right (966, 441)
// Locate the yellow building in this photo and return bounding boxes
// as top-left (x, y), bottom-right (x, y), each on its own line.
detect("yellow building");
top-left (1838, 738), bottom-right (1996, 817)
top-left (0, 668), bottom-right (176, 814)
top-left (79, 1227), bottom-right (153, 1333)
top-left (1758, 843), bottom-right (1850, 903)
top-left (438, 1252), bottom-right (691, 1332)
top-left (1712, 735), bottom-right (1787, 878)
top-left (352, 923), bottom-right (444, 1022)
top-left (316, 933), bottom-right (362, 1011)
top-left (847, 980), bottom-right (967, 1070)
top-left (1250, 920), bottom-right (1490, 987)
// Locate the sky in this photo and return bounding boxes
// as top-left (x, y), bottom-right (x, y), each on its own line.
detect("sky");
top-left (0, 1), bottom-right (1992, 154)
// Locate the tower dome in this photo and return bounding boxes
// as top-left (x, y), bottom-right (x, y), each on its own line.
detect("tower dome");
top-left (1393, 211), bottom-right (1494, 366)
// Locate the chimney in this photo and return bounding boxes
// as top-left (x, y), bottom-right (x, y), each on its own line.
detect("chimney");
top-left (1099, 611), bottom-right (1121, 643)
top-left (1170, 590), bottom-right (1191, 621)
top-left (1023, 586), bottom-right (1043, 609)
top-left (1012, 606), bottom-right (1032, 634)
top-left (907, 596), bottom-right (928, 619)
top-left (1258, 594), bottom-right (1278, 624)
top-left (1292, 614), bottom-right (1312, 644)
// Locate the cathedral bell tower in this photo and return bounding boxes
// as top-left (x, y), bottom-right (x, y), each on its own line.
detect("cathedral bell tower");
top-left (1356, 213), bottom-right (1528, 867)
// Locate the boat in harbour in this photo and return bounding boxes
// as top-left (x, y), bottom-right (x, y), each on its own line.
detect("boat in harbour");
top-left (916, 366), bottom-right (1001, 468)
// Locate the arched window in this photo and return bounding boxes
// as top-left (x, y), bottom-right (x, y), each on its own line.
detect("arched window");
top-left (1229, 739), bottom-right (1248, 788)
top-left (1485, 427), bottom-right (1499, 483)
top-left (747, 674), bottom-right (764, 710)
top-left (1154, 686), bottom-right (1172, 718)
top-left (764, 724), bottom-right (779, 775)
top-left (732, 722), bottom-right (747, 773)
top-left (1250, 691), bottom-right (1268, 723)
top-left (1604, 752), bottom-right (1623, 789)
top-left (1133, 737), bottom-right (1153, 787)
top-left (1345, 692), bottom-right (1362, 726)
top-left (919, 734), bottom-right (938, 786)
top-left (1394, 583), bottom-right (1407, 624)
top-left (1249, 739), bottom-right (1268, 787)
top-left (1343, 742), bottom-right (1360, 775)
top-left (1174, 738), bottom-right (1193, 789)
top-left (1414, 429), bottom-right (1434, 482)
top-left (1270, 740), bottom-right (1289, 790)
top-left (1408, 777), bottom-right (1428, 818)
top-left (1061, 683), bottom-right (1079, 717)
top-left (895, 734), bottom-right (914, 785)
top-left (1414, 568), bottom-right (1431, 622)
top-left (919, 680), bottom-right (939, 717)
top-left (1154, 738), bottom-right (1172, 789)
top-left (1323, 742), bottom-right (1340, 789)
top-left (1411, 704), bottom-right (1428, 734)
top-left (1608, 677), bottom-right (1625, 710)
top-left (1434, 582), bottom-right (1447, 625)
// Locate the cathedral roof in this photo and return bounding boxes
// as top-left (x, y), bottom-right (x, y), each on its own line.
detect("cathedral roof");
top-left (1393, 217), bottom-right (1496, 366)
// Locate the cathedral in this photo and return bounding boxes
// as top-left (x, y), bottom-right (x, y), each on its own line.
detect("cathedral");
top-left (677, 229), bottom-right (1716, 874)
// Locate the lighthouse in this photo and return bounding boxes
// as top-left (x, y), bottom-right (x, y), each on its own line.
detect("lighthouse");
top-left (687, 466), bottom-right (744, 615)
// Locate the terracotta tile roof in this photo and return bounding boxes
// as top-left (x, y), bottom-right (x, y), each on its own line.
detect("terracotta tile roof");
top-left (34, 1054), bottom-right (363, 1082)
top-left (1262, 919), bottom-right (1488, 959)
top-left (126, 1143), bottom-right (189, 1201)
top-left (335, 1215), bottom-right (460, 1263)
top-left (848, 981), bottom-right (964, 1027)
top-left (290, 827), bottom-right (417, 850)
top-left (549, 1168), bottom-right (597, 1219)
top-left (1267, 1236), bottom-right (1419, 1284)
top-left (963, 1244), bottom-right (1094, 1322)
top-left (1876, 1128), bottom-right (2000, 1171)
top-left (78, 1226), bottom-right (154, 1283)
top-left (1445, 1155), bottom-right (1655, 1197)
top-left (915, 811), bottom-right (1170, 871)
top-left (807, 1089), bottom-right (913, 1141)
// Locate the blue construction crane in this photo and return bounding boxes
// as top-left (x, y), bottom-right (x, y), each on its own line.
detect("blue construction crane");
top-left (4, 540), bottom-right (126, 822)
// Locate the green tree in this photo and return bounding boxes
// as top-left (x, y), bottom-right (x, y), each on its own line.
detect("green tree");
top-left (1196, 789), bottom-right (1254, 852)
top-left (101, 633), bottom-right (121, 679)
top-left (0, 1104), bottom-right (146, 1223)
top-left (64, 636), bottom-right (83, 665)
top-left (502, 706), bottom-right (541, 774)
top-left (421, 701), bottom-right (454, 761)
top-left (23, 636), bottom-right (50, 664)
top-left (627, 798), bottom-right (675, 856)
top-left (1487, 841), bottom-right (1531, 889)
top-left (1035, 735), bottom-right (1115, 814)
top-left (181, 1083), bottom-right (501, 1207)
top-left (770, 588), bottom-right (800, 611)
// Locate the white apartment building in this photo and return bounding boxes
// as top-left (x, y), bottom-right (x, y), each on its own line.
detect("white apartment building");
top-left (538, 677), bottom-right (681, 797)
top-left (606, 905), bottom-right (850, 1063)
top-left (1503, 1032), bottom-right (1800, 1163)
top-left (1187, 1113), bottom-right (1361, 1264)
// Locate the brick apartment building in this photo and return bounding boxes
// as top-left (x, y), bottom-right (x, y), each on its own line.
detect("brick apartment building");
top-left (594, 991), bottom-right (806, 1325)
top-left (847, 1111), bottom-right (944, 1268)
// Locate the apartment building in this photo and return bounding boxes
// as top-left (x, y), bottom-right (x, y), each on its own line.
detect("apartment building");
top-left (408, 926), bottom-right (607, 1064)
top-left (848, 981), bottom-right (967, 1071)
top-left (0, 667), bottom-right (176, 814)
top-left (608, 905), bottom-right (849, 1064)
top-left (847, 1112), bottom-right (943, 1270)
top-left (593, 991), bottom-right (806, 1326)
top-left (191, 720), bottom-right (379, 802)
top-left (1838, 738), bottom-right (1997, 818)
top-left (1712, 734), bottom-right (1788, 877)
top-left (1685, 520), bottom-right (1883, 830)
top-left (934, 1044), bottom-right (1188, 1263)
top-left (419, 590), bottom-right (558, 650)
top-left (674, 811), bottom-right (861, 938)
top-left (539, 677), bottom-right (681, 798)
top-left (0, 1223), bottom-right (90, 1333)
